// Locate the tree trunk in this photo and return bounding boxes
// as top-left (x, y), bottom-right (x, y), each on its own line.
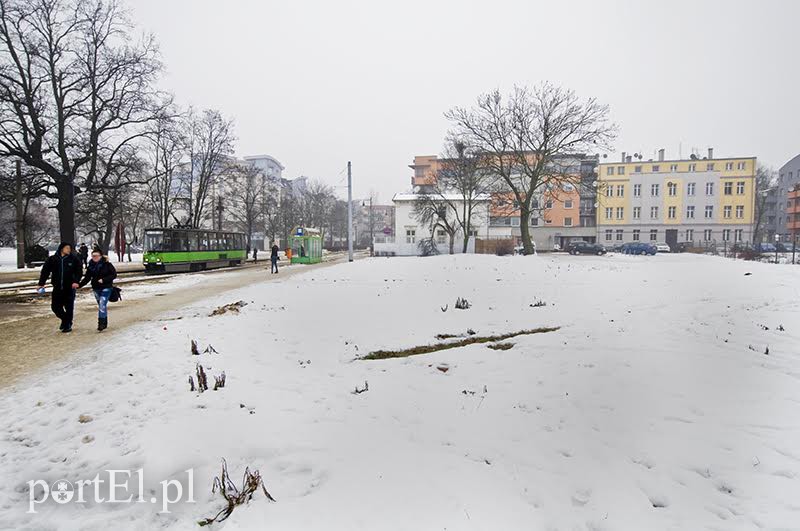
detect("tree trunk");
top-left (462, 219), bottom-right (471, 254)
top-left (56, 180), bottom-right (77, 245)
top-left (519, 204), bottom-right (534, 254)
top-left (449, 234), bottom-right (455, 255)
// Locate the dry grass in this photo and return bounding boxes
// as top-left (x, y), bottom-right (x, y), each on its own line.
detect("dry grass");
top-left (361, 327), bottom-right (559, 360)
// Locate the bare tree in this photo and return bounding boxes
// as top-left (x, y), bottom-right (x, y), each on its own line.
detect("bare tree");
top-left (181, 109), bottom-right (235, 228)
top-left (413, 194), bottom-right (458, 254)
top-left (299, 180), bottom-right (335, 243)
top-left (418, 137), bottom-right (491, 253)
top-left (227, 162), bottom-right (265, 250)
top-left (752, 164), bottom-right (775, 245)
top-left (147, 112), bottom-right (185, 228)
top-left (446, 83), bottom-right (615, 254)
top-left (0, 0), bottom-right (167, 243)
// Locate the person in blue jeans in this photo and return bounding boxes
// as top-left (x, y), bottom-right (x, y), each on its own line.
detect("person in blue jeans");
top-left (79, 249), bottom-right (117, 331)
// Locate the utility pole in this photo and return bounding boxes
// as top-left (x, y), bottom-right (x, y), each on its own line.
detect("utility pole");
top-left (15, 159), bottom-right (24, 269)
top-left (347, 161), bottom-right (353, 262)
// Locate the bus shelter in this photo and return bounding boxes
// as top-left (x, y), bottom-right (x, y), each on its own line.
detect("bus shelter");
top-left (289, 227), bottom-right (323, 264)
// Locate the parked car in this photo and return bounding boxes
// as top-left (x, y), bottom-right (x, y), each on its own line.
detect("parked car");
top-left (756, 243), bottom-right (777, 253)
top-left (775, 242), bottom-right (795, 252)
top-left (655, 242), bottom-right (671, 253)
top-left (568, 242), bottom-right (607, 255)
top-left (621, 242), bottom-right (657, 255)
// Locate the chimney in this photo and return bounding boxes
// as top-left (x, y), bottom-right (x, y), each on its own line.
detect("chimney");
top-left (707, 147), bottom-right (714, 159)
top-left (657, 149), bottom-right (665, 162)
top-left (626, 155), bottom-right (632, 163)
top-left (621, 151), bottom-right (626, 163)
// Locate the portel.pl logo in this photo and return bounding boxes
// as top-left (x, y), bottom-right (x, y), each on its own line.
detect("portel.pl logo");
top-left (28, 469), bottom-right (195, 514)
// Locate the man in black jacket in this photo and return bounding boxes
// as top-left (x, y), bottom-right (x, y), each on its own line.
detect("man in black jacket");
top-left (38, 242), bottom-right (83, 332)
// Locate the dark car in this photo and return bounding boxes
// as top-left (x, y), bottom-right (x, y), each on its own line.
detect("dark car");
top-left (756, 243), bottom-right (776, 253)
top-left (621, 242), bottom-right (657, 255)
top-left (568, 242), bottom-right (607, 255)
top-left (775, 242), bottom-right (795, 252)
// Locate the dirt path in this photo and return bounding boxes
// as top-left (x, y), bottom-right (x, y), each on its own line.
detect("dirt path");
top-left (0, 255), bottom-right (355, 388)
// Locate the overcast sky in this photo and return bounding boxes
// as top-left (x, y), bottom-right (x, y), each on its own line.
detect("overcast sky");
top-left (130, 0), bottom-right (800, 203)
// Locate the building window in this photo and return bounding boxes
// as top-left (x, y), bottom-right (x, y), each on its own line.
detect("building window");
top-left (615, 229), bottom-right (623, 241)
top-left (724, 182), bottom-right (733, 195)
top-left (649, 229), bottom-right (658, 241)
top-left (618, 166), bottom-right (625, 175)
top-left (606, 185), bottom-right (614, 197)
top-left (616, 207), bottom-right (624, 220)
top-left (633, 206), bottom-right (641, 219)
top-left (668, 206), bottom-right (676, 219)
top-left (686, 205), bottom-right (695, 219)
top-left (705, 205), bottom-right (714, 219)
top-left (725, 162), bottom-right (734, 170)
top-left (737, 161), bottom-right (746, 170)
top-left (605, 207), bottom-right (613, 220)
top-left (736, 205), bottom-right (744, 219)
top-left (707, 163), bottom-right (715, 171)
top-left (545, 200), bottom-right (553, 209)
top-left (650, 206), bottom-right (659, 219)
top-left (705, 182), bottom-right (714, 195)
top-left (652, 165), bottom-right (660, 172)
top-left (651, 183), bottom-right (660, 196)
top-left (687, 182), bottom-right (696, 196)
top-left (405, 229), bottom-right (416, 244)
top-left (531, 217), bottom-right (539, 226)
top-left (633, 229), bottom-right (640, 241)
top-left (564, 199), bottom-right (573, 208)
top-left (605, 229), bottom-right (612, 241)
top-left (617, 185), bottom-right (624, 197)
top-left (722, 229), bottom-right (730, 242)
top-left (436, 230), bottom-right (446, 244)
top-left (532, 198), bottom-right (540, 208)
top-left (685, 229), bottom-right (694, 241)
top-left (634, 165), bottom-right (642, 173)
top-left (723, 205), bottom-right (732, 219)
top-left (667, 182), bottom-right (677, 196)
top-left (633, 184), bottom-right (641, 197)
top-left (704, 229), bottom-right (713, 241)
top-left (670, 164), bottom-right (678, 172)
top-left (545, 219), bottom-right (552, 224)
top-left (607, 167), bottom-right (615, 175)
top-left (564, 217), bottom-right (573, 227)
top-left (735, 229), bottom-right (743, 242)
top-left (469, 229), bottom-right (479, 237)
top-left (688, 163), bottom-right (696, 172)
top-left (736, 181), bottom-right (745, 194)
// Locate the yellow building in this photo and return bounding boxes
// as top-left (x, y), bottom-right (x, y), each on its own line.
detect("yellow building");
top-left (597, 149), bottom-right (756, 249)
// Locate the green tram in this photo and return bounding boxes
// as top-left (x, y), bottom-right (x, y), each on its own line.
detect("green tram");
top-left (143, 228), bottom-right (247, 273)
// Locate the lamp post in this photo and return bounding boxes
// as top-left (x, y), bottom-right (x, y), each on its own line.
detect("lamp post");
top-left (775, 233), bottom-right (780, 264)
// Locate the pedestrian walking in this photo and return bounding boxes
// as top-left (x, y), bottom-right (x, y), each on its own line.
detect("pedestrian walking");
top-left (79, 249), bottom-right (118, 331)
top-left (37, 242), bottom-right (83, 333)
top-left (78, 243), bottom-right (89, 267)
top-left (253, 247), bottom-right (258, 263)
top-left (270, 241), bottom-right (280, 274)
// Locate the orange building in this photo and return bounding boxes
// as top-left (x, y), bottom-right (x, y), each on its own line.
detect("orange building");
top-left (787, 185), bottom-right (800, 237)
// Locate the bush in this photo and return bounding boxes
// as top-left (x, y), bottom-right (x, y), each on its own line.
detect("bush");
top-left (495, 240), bottom-right (514, 256)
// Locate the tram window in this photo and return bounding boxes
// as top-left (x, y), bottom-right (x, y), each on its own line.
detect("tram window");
top-left (161, 231), bottom-right (173, 251)
top-left (145, 231), bottom-right (163, 252)
top-left (189, 232), bottom-right (199, 252)
top-left (199, 232), bottom-right (209, 251)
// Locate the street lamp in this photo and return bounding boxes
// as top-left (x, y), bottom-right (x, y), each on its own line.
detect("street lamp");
top-left (775, 233), bottom-right (780, 264)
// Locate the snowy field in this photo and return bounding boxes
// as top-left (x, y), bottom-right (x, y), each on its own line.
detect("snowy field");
top-left (0, 253), bottom-right (799, 530)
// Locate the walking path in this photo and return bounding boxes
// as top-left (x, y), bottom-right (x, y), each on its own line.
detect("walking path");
top-left (0, 254), bottom-right (357, 388)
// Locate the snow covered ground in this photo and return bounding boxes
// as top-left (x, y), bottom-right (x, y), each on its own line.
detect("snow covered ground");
top-left (0, 253), bottom-right (799, 530)
top-left (0, 247), bottom-right (143, 270)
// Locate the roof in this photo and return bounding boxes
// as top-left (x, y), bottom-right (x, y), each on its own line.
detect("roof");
top-left (243, 154), bottom-right (285, 170)
top-left (393, 193), bottom-right (491, 202)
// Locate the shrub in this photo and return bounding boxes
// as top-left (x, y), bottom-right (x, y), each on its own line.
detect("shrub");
top-left (495, 239), bottom-right (514, 256)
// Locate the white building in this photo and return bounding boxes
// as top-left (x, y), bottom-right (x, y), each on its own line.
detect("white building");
top-left (243, 154), bottom-right (285, 180)
top-left (374, 193), bottom-right (490, 256)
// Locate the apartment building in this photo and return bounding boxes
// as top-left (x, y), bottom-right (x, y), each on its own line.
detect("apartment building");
top-left (597, 149), bottom-right (757, 248)
top-left (774, 154), bottom-right (800, 241)
top-left (408, 153), bottom-right (598, 251)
